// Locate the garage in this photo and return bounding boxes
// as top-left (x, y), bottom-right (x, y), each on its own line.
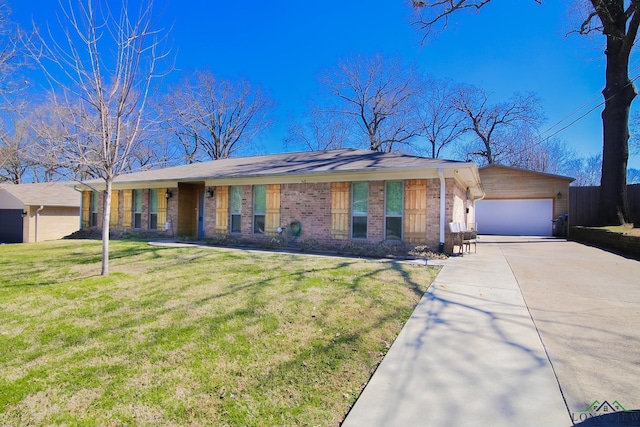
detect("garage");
top-left (0, 183), bottom-right (81, 243)
top-left (476, 199), bottom-right (553, 236)
top-left (477, 165), bottom-right (574, 237)
top-left (0, 209), bottom-right (24, 243)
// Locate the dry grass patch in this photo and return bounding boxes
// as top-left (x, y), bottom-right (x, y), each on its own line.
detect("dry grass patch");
top-left (0, 240), bottom-right (438, 426)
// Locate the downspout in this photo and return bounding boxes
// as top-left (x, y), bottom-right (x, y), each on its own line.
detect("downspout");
top-left (438, 168), bottom-right (446, 253)
top-left (35, 206), bottom-right (44, 242)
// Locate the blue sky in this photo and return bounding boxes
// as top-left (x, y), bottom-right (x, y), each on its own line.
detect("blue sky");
top-left (11, 0), bottom-right (640, 168)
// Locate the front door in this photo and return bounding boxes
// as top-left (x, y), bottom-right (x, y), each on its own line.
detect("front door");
top-left (198, 189), bottom-right (205, 238)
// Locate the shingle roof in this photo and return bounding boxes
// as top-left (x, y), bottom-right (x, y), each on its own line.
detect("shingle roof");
top-left (479, 164), bottom-right (575, 182)
top-left (101, 148), bottom-right (473, 184)
top-left (0, 182), bottom-right (81, 207)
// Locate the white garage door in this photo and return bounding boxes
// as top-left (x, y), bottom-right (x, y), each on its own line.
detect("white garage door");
top-left (476, 199), bottom-right (553, 236)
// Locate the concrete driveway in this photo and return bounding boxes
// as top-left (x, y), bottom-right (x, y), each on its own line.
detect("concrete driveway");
top-left (494, 236), bottom-right (640, 424)
top-left (343, 236), bottom-right (639, 427)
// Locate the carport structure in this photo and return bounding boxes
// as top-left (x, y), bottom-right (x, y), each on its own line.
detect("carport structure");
top-left (476, 165), bottom-right (574, 236)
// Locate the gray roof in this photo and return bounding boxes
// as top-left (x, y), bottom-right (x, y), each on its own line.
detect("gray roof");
top-left (0, 182), bottom-right (81, 207)
top-left (100, 149), bottom-right (474, 184)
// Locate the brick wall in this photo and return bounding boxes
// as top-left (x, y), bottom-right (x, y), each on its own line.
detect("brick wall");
top-left (280, 182), bottom-right (332, 242)
top-left (93, 178), bottom-right (464, 252)
top-left (368, 181), bottom-right (385, 241)
top-left (426, 179), bottom-right (441, 250)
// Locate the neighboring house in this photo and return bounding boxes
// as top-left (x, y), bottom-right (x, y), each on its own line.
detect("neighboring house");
top-left (77, 149), bottom-right (484, 253)
top-left (477, 165), bottom-right (574, 236)
top-left (0, 182), bottom-right (81, 243)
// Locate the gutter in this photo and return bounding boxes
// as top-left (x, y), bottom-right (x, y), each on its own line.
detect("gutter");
top-left (438, 168), bottom-right (446, 252)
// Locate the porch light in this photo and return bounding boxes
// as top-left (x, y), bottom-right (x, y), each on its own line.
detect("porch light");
top-left (21, 210), bottom-right (28, 217)
top-left (557, 191), bottom-right (562, 199)
top-left (207, 187), bottom-right (215, 198)
top-left (165, 190), bottom-right (173, 200)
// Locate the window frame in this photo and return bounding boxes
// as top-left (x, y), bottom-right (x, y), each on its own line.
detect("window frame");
top-left (90, 191), bottom-right (99, 227)
top-left (133, 189), bottom-right (143, 229)
top-left (384, 181), bottom-right (404, 241)
top-left (149, 189), bottom-right (158, 230)
top-left (351, 182), bottom-right (368, 239)
top-left (253, 185), bottom-right (266, 235)
top-left (230, 186), bottom-right (242, 234)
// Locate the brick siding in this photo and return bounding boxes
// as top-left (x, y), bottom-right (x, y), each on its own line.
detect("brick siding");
top-left (94, 179), bottom-right (464, 252)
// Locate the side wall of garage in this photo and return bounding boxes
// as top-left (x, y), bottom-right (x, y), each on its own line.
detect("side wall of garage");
top-left (25, 206), bottom-right (80, 242)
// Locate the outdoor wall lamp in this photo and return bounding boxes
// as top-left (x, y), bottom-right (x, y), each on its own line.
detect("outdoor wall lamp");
top-left (207, 187), bottom-right (215, 198)
top-left (557, 191), bottom-right (563, 199)
top-left (21, 210), bottom-right (28, 217)
top-left (165, 190), bottom-right (173, 200)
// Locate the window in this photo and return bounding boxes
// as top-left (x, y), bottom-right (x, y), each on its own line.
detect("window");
top-left (133, 189), bottom-right (142, 229)
top-left (90, 191), bottom-right (99, 227)
top-left (149, 189), bottom-right (158, 230)
top-left (230, 186), bottom-right (242, 233)
top-left (253, 185), bottom-right (266, 234)
top-left (385, 181), bottom-right (404, 240)
top-left (351, 182), bottom-right (368, 239)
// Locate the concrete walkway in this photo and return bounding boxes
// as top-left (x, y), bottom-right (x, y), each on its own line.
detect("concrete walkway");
top-left (342, 239), bottom-right (572, 427)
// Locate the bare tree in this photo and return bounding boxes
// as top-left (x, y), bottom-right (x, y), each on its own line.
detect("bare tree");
top-left (416, 76), bottom-right (467, 158)
top-left (319, 53), bottom-right (421, 152)
top-left (162, 70), bottom-right (274, 162)
top-left (452, 85), bottom-right (544, 165)
top-left (285, 106), bottom-right (352, 151)
top-left (411, 0), bottom-right (638, 225)
top-left (0, 118), bottom-right (38, 183)
top-left (30, 0), bottom-right (171, 275)
top-left (0, 1), bottom-right (30, 104)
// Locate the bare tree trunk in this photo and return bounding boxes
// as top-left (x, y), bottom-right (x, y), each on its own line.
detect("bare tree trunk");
top-left (101, 179), bottom-right (112, 276)
top-left (598, 26), bottom-right (634, 225)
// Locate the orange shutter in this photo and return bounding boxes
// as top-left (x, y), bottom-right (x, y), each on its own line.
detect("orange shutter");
top-left (331, 182), bottom-right (350, 240)
top-left (265, 184), bottom-right (281, 236)
top-left (122, 189), bottom-right (132, 228)
top-left (81, 191), bottom-right (90, 228)
top-left (215, 186), bottom-right (229, 233)
top-left (157, 188), bottom-right (167, 230)
top-left (109, 190), bottom-right (119, 228)
top-left (404, 179), bottom-right (427, 243)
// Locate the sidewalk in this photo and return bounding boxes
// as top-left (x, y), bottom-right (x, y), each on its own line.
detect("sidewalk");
top-left (342, 242), bottom-right (571, 427)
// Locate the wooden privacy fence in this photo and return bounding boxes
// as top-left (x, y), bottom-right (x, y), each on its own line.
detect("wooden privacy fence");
top-left (569, 184), bottom-right (640, 226)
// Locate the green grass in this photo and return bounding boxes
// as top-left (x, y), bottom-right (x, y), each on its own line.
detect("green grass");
top-left (0, 240), bottom-right (438, 426)
top-left (601, 224), bottom-right (640, 236)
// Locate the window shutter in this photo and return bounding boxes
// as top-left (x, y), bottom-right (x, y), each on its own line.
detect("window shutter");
top-left (110, 190), bottom-right (119, 228)
top-left (404, 180), bottom-right (427, 243)
top-left (215, 186), bottom-right (229, 233)
top-left (122, 189), bottom-right (132, 228)
top-left (265, 184), bottom-right (280, 236)
top-left (331, 182), bottom-right (350, 240)
top-left (81, 191), bottom-right (90, 228)
top-left (157, 188), bottom-right (167, 229)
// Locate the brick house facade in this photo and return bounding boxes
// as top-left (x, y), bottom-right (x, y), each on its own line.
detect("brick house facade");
top-left (80, 149), bottom-right (484, 253)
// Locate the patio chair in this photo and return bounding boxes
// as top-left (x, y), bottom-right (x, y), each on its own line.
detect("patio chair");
top-left (461, 222), bottom-right (477, 254)
top-left (448, 222), bottom-right (464, 255)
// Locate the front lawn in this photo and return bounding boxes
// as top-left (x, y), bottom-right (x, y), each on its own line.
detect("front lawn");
top-left (0, 240), bottom-right (437, 426)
